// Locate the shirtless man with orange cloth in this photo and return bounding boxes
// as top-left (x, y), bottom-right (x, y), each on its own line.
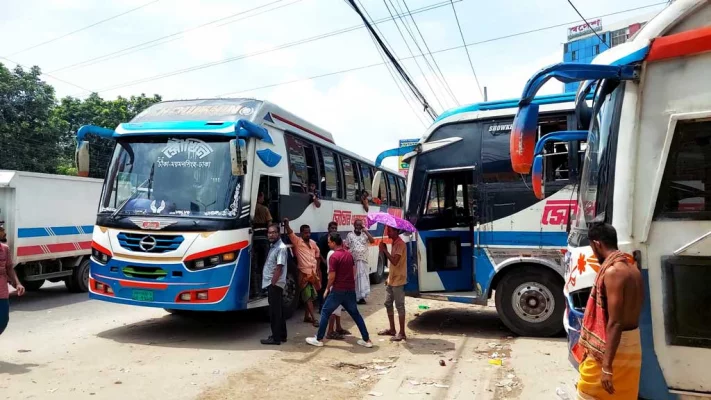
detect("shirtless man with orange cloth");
top-left (573, 222), bottom-right (643, 399)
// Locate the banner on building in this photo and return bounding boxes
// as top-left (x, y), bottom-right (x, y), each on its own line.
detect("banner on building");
top-left (398, 139), bottom-right (419, 177)
top-left (567, 19), bottom-right (603, 40)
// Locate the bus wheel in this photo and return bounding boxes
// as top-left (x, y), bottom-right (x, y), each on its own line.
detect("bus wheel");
top-left (282, 268), bottom-right (299, 319)
top-left (495, 268), bottom-right (564, 337)
top-left (370, 255), bottom-right (385, 284)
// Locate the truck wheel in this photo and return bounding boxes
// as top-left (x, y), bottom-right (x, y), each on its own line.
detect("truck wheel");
top-left (370, 255), bottom-right (385, 284)
top-left (495, 267), bottom-right (565, 337)
top-left (66, 259), bottom-right (90, 293)
top-left (282, 268), bottom-right (299, 319)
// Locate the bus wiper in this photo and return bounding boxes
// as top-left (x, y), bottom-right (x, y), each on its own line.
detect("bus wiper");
top-left (111, 163), bottom-right (155, 219)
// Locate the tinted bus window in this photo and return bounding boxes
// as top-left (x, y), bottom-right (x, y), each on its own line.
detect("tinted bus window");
top-left (319, 148), bottom-right (342, 199)
top-left (361, 164), bottom-right (373, 200)
top-left (285, 134), bottom-right (309, 193)
top-left (398, 177), bottom-right (406, 206)
top-left (343, 158), bottom-right (357, 201)
top-left (387, 173), bottom-right (400, 207)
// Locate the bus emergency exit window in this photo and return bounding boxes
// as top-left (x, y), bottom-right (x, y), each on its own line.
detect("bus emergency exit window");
top-left (662, 256), bottom-right (711, 349)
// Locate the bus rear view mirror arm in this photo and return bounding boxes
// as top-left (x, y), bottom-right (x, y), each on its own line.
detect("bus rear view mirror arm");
top-left (75, 125), bottom-right (116, 177)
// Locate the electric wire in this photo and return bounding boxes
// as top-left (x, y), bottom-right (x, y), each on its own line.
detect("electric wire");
top-left (398, 0), bottom-right (460, 106)
top-left (449, 0), bottom-right (483, 99)
top-left (566, 0), bottom-right (610, 49)
top-left (6, 0), bottom-right (161, 57)
top-left (381, 0), bottom-right (445, 112)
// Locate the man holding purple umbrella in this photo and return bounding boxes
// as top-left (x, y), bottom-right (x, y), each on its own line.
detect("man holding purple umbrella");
top-left (378, 225), bottom-right (408, 342)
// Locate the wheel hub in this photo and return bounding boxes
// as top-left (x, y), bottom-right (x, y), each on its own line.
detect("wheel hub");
top-left (511, 282), bottom-right (555, 324)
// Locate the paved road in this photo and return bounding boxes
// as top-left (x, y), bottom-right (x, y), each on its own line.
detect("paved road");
top-left (1, 282), bottom-right (577, 399)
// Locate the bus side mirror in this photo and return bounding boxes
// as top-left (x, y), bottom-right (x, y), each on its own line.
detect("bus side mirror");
top-left (230, 139), bottom-right (247, 176)
top-left (372, 170), bottom-right (383, 202)
top-left (510, 103), bottom-right (539, 174)
top-left (76, 141), bottom-right (90, 177)
top-left (531, 154), bottom-right (545, 200)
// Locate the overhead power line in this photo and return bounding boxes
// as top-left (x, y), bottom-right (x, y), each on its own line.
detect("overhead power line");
top-left (381, 0), bottom-right (445, 112)
top-left (81, 1), bottom-right (665, 99)
top-left (361, 4), bottom-right (431, 127)
top-left (449, 0), bottom-right (483, 99)
top-left (76, 0), bottom-right (460, 96)
top-left (399, 0), bottom-right (460, 106)
top-left (0, 56), bottom-right (94, 93)
top-left (566, 0), bottom-right (610, 49)
top-left (7, 0), bottom-right (161, 57)
top-left (49, 0), bottom-right (299, 74)
top-left (216, 1), bottom-right (668, 98)
top-left (346, 0), bottom-right (438, 120)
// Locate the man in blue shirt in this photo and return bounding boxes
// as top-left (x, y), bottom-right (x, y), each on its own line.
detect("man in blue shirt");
top-left (261, 223), bottom-right (288, 345)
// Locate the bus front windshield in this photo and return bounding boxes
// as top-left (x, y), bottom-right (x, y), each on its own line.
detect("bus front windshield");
top-left (570, 79), bottom-right (623, 246)
top-left (100, 137), bottom-right (241, 218)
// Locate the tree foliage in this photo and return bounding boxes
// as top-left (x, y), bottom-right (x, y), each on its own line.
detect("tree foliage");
top-left (0, 63), bottom-right (161, 178)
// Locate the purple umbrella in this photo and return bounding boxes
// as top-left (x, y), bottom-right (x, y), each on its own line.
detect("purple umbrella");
top-left (366, 212), bottom-right (417, 233)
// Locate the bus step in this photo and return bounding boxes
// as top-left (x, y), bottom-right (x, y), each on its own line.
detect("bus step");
top-left (418, 291), bottom-right (482, 305)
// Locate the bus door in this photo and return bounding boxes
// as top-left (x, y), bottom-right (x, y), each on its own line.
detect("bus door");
top-left (250, 175), bottom-right (281, 298)
top-left (415, 168), bottom-right (477, 293)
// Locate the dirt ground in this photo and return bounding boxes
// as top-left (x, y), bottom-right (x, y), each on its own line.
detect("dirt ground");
top-left (2, 282), bottom-right (577, 400)
top-left (198, 286), bottom-right (577, 400)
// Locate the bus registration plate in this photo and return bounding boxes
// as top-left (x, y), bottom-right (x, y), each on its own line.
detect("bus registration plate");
top-left (132, 289), bottom-right (154, 302)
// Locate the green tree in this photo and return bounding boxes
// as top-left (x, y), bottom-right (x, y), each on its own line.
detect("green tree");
top-left (54, 93), bottom-right (162, 178)
top-left (1, 62), bottom-right (162, 177)
top-left (0, 63), bottom-right (64, 173)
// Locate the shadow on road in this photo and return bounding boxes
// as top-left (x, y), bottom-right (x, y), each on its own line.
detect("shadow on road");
top-left (96, 283), bottom-right (392, 353)
top-left (407, 307), bottom-right (513, 339)
top-left (0, 361), bottom-right (41, 375)
top-left (8, 284), bottom-right (90, 312)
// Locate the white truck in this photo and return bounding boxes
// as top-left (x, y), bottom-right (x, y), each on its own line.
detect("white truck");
top-left (0, 171), bottom-right (102, 292)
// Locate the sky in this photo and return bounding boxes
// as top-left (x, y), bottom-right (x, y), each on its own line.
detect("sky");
top-left (0, 0), bottom-right (666, 170)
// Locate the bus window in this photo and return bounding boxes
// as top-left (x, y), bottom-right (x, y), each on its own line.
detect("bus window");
top-left (285, 134), bottom-right (309, 193)
top-left (398, 177), bottom-right (406, 207)
top-left (425, 178), bottom-right (445, 215)
top-left (377, 170), bottom-right (389, 205)
top-left (482, 120), bottom-right (520, 183)
top-left (544, 141), bottom-right (570, 181)
top-left (318, 148), bottom-right (342, 199)
top-left (342, 158), bottom-right (357, 201)
top-left (387, 173), bottom-right (400, 207)
top-left (654, 119), bottom-right (711, 219)
top-left (360, 164), bottom-right (373, 202)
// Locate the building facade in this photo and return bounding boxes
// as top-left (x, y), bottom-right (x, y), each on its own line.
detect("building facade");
top-left (563, 14), bottom-right (653, 92)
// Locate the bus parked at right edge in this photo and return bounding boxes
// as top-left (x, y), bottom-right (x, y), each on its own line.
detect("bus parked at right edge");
top-left (509, 0), bottom-right (711, 397)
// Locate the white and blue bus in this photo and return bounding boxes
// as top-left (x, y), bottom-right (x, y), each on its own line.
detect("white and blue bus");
top-left (510, 0), bottom-right (711, 397)
top-left (376, 92), bottom-right (590, 337)
top-left (76, 98), bottom-right (405, 316)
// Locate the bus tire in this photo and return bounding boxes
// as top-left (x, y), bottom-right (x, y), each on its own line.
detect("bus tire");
top-left (66, 259), bottom-right (90, 293)
top-left (370, 255), bottom-right (385, 284)
top-left (282, 267), bottom-right (299, 319)
top-left (495, 267), bottom-right (565, 337)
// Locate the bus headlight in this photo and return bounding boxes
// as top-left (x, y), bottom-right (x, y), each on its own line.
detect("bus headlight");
top-left (91, 243), bottom-right (112, 264)
top-left (184, 251), bottom-right (239, 271)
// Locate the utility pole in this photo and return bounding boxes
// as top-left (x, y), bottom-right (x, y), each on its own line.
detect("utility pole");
top-left (483, 86), bottom-right (488, 102)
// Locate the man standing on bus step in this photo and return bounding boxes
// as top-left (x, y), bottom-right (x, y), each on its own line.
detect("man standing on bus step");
top-left (573, 222), bottom-right (643, 399)
top-left (345, 219), bottom-right (375, 304)
top-left (251, 192), bottom-right (272, 297)
top-left (317, 221), bottom-right (338, 312)
top-left (283, 218), bottom-right (321, 327)
top-left (378, 226), bottom-right (408, 341)
top-left (260, 224), bottom-right (288, 345)
top-left (306, 232), bottom-right (372, 348)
